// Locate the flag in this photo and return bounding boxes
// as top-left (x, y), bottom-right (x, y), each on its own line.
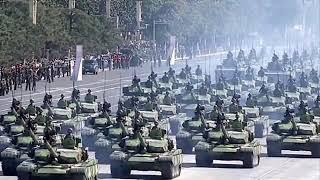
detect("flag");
top-left (72, 45), bottom-right (83, 81)
top-left (167, 36), bottom-right (176, 66)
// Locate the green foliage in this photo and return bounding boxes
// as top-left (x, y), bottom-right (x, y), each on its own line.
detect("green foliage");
top-left (0, 0), bottom-right (302, 64)
top-left (0, 0), bottom-right (121, 64)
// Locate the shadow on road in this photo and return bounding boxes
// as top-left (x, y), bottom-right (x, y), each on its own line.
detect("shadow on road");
top-left (182, 162), bottom-right (197, 168)
top-left (99, 173), bottom-right (164, 180)
top-left (183, 162), bottom-right (247, 169)
top-left (261, 153), bottom-right (316, 159)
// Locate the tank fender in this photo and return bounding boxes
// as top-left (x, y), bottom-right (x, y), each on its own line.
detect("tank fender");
top-left (176, 130), bottom-right (191, 139)
top-left (158, 149), bottom-right (183, 166)
top-left (1, 147), bottom-right (19, 158)
top-left (16, 160), bottom-right (36, 173)
top-left (194, 141), bottom-right (210, 152)
top-left (69, 159), bottom-right (99, 178)
top-left (109, 151), bottom-right (129, 161)
top-left (266, 133), bottom-right (281, 142)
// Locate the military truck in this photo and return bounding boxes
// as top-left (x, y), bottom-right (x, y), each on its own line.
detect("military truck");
top-left (267, 112), bottom-right (320, 157)
top-left (109, 131), bottom-right (182, 179)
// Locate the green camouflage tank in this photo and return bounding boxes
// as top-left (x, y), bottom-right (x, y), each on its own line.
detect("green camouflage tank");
top-left (267, 115), bottom-right (320, 157)
top-left (195, 128), bottom-right (260, 168)
top-left (16, 141), bottom-right (98, 180)
top-left (109, 132), bottom-right (182, 179)
top-left (242, 106), bottom-right (269, 138)
top-left (175, 111), bottom-right (207, 153)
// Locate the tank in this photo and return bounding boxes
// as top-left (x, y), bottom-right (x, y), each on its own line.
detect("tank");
top-left (0, 114), bottom-right (17, 135)
top-left (214, 66), bottom-right (245, 82)
top-left (261, 106), bottom-right (286, 123)
top-left (16, 141), bottom-right (98, 180)
top-left (214, 89), bottom-right (228, 99)
top-left (158, 81), bottom-right (173, 91)
top-left (176, 110), bottom-right (207, 153)
top-left (267, 116), bottom-right (320, 157)
top-left (109, 132), bottom-right (182, 179)
top-left (81, 116), bottom-right (115, 151)
top-left (94, 119), bottom-right (129, 164)
top-left (242, 79), bottom-right (255, 91)
top-left (122, 85), bottom-right (154, 96)
top-left (0, 123), bottom-right (25, 159)
top-left (48, 106), bottom-right (87, 135)
top-left (1, 116), bottom-right (61, 176)
top-left (138, 110), bottom-right (169, 130)
top-left (242, 107), bottom-right (269, 138)
top-left (189, 74), bottom-right (205, 84)
top-left (285, 91), bottom-right (300, 103)
top-left (195, 128), bottom-right (261, 168)
top-left (269, 96), bottom-right (286, 106)
top-left (169, 113), bottom-right (189, 135)
top-left (80, 101), bottom-right (100, 115)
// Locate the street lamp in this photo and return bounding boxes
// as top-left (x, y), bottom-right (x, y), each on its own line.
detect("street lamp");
top-left (152, 20), bottom-right (168, 63)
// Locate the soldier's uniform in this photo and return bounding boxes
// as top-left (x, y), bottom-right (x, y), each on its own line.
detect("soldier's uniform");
top-left (26, 99), bottom-right (36, 116)
top-left (25, 70), bottom-right (31, 91)
top-left (85, 89), bottom-right (95, 103)
top-left (149, 121), bottom-right (164, 140)
top-left (62, 128), bottom-right (77, 149)
top-left (57, 94), bottom-right (68, 109)
top-left (163, 92), bottom-right (173, 105)
top-left (195, 65), bottom-right (202, 76)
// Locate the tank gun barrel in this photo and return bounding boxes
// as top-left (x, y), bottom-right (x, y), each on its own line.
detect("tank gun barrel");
top-left (119, 120), bottom-right (129, 136)
top-left (200, 113), bottom-right (207, 130)
top-left (221, 123), bottom-right (229, 143)
top-left (137, 131), bottom-right (147, 148)
top-left (18, 114), bottom-right (40, 145)
top-left (44, 140), bottom-right (59, 159)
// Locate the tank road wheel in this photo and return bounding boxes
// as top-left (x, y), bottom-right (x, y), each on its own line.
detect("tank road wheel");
top-left (17, 172), bottom-right (30, 180)
top-left (2, 158), bottom-right (16, 176)
top-left (72, 174), bottom-right (98, 180)
top-left (170, 120), bottom-right (181, 135)
top-left (176, 139), bottom-right (193, 154)
top-left (110, 161), bottom-right (131, 178)
top-left (254, 122), bottom-right (264, 138)
top-left (161, 163), bottom-right (181, 179)
top-left (311, 141), bottom-right (320, 158)
top-left (195, 154), bottom-right (212, 167)
top-left (243, 153), bottom-right (260, 168)
top-left (267, 140), bottom-right (281, 157)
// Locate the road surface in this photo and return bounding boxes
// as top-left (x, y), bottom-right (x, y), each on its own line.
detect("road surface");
top-left (1, 50), bottom-right (319, 180)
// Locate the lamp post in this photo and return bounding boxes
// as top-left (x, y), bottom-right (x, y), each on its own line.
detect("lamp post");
top-left (152, 20), bottom-right (168, 65)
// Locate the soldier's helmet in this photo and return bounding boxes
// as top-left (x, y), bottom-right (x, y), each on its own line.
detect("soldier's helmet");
top-left (67, 128), bottom-right (73, 134)
top-left (154, 121), bottom-right (159, 126)
top-left (88, 89), bottom-right (91, 93)
top-left (36, 107), bottom-right (42, 113)
top-left (30, 99), bottom-right (34, 104)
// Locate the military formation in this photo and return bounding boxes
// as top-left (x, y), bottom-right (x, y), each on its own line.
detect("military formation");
top-left (0, 48), bottom-right (320, 179)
